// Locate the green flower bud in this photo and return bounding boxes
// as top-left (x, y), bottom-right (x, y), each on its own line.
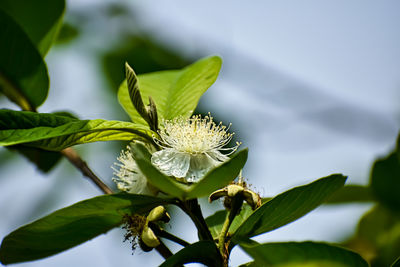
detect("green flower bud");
top-left (147, 206), bottom-right (170, 223)
top-left (141, 224), bottom-right (160, 248)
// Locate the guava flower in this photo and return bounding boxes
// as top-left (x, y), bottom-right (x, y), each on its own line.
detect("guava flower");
top-left (112, 145), bottom-right (156, 195)
top-left (151, 114), bottom-right (240, 183)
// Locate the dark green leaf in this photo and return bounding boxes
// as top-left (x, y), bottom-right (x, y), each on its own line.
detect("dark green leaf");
top-left (240, 241), bottom-right (368, 267)
top-left (8, 145), bottom-right (62, 173)
top-left (231, 174), bottom-right (347, 247)
top-left (131, 143), bottom-right (248, 200)
top-left (0, 0), bottom-right (65, 56)
top-left (159, 241), bottom-right (222, 267)
top-left (118, 56), bottom-right (222, 125)
top-left (0, 110), bottom-right (153, 150)
top-left (0, 194), bottom-right (169, 264)
top-left (0, 10), bottom-right (49, 109)
top-left (324, 185), bottom-right (375, 205)
top-left (370, 152), bottom-right (400, 211)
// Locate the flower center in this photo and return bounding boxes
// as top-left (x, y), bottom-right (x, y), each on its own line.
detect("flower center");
top-left (155, 114), bottom-right (235, 154)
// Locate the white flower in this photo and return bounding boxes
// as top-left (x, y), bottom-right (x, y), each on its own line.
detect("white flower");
top-left (112, 145), bottom-right (156, 195)
top-left (151, 114), bottom-right (240, 183)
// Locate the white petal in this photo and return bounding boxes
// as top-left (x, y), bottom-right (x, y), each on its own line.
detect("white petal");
top-left (151, 149), bottom-right (190, 178)
top-left (207, 151), bottom-right (229, 163)
top-left (185, 154), bottom-right (215, 182)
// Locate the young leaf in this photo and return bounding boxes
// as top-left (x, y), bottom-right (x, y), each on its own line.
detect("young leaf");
top-left (131, 143), bottom-right (248, 200)
top-left (240, 241), bottom-right (368, 267)
top-left (159, 241), bottom-right (222, 267)
top-left (230, 174), bottom-right (347, 247)
top-left (125, 62), bottom-right (151, 127)
top-left (118, 56), bottom-right (222, 125)
top-left (0, 10), bottom-right (49, 110)
top-left (0, 110), bottom-right (153, 150)
top-left (0, 194), bottom-right (169, 265)
top-left (0, 0), bottom-right (65, 56)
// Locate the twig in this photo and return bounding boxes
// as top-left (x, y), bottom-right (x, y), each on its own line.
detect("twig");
top-left (155, 240), bottom-right (173, 259)
top-left (61, 148), bottom-right (113, 194)
top-left (150, 223), bottom-right (190, 247)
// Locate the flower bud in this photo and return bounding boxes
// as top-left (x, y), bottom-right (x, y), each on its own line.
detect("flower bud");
top-left (147, 206), bottom-right (170, 223)
top-left (141, 224), bottom-right (160, 248)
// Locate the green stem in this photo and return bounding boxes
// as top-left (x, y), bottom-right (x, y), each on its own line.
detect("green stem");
top-left (218, 197), bottom-right (243, 265)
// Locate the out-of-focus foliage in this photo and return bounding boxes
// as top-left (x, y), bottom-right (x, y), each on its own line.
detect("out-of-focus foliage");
top-left (0, 0), bottom-right (65, 56)
top-left (102, 36), bottom-right (190, 91)
top-left (240, 241), bottom-right (369, 267)
top-left (327, 132), bottom-right (400, 266)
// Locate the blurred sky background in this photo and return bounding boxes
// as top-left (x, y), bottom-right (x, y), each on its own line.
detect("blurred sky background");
top-left (1, 0), bottom-right (400, 266)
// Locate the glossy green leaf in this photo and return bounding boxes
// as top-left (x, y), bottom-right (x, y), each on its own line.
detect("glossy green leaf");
top-left (0, 194), bottom-right (169, 264)
top-left (240, 241), bottom-right (368, 267)
top-left (0, 0), bottom-right (65, 56)
top-left (118, 56), bottom-right (222, 125)
top-left (0, 110), bottom-right (153, 151)
top-left (159, 241), bottom-right (222, 267)
top-left (230, 174), bottom-right (347, 247)
top-left (324, 185), bottom-right (375, 205)
top-left (370, 151), bottom-right (400, 212)
top-left (131, 143), bottom-right (248, 200)
top-left (0, 10), bottom-right (49, 110)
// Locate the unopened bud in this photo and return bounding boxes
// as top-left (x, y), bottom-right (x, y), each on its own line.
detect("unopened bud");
top-left (141, 224), bottom-right (160, 248)
top-left (147, 206), bottom-right (170, 223)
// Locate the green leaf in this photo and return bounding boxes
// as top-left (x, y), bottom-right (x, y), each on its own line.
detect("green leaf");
top-left (370, 151), bottom-right (400, 212)
top-left (0, 0), bottom-right (65, 56)
top-left (0, 193), bottom-right (169, 264)
top-left (159, 241), bottom-right (222, 267)
top-left (118, 56), bottom-right (222, 125)
top-left (206, 204), bottom-right (254, 239)
top-left (240, 241), bottom-right (368, 267)
top-left (131, 143), bottom-right (248, 200)
top-left (0, 110), bottom-right (153, 151)
top-left (324, 185), bottom-right (375, 205)
top-left (0, 10), bottom-right (49, 110)
top-left (230, 174), bottom-right (347, 247)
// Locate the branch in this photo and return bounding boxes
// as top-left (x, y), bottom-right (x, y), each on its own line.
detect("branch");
top-left (61, 148), bottom-right (113, 194)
